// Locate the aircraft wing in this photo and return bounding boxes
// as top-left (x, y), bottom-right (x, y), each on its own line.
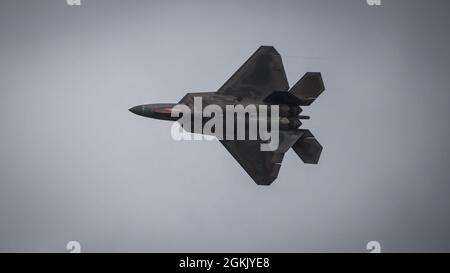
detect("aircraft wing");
top-left (217, 46), bottom-right (289, 100)
top-left (220, 131), bottom-right (303, 185)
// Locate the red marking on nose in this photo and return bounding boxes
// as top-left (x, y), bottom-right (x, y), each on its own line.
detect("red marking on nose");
top-left (155, 107), bottom-right (173, 114)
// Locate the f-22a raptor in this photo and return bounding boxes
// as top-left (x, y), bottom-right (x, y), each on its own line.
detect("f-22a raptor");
top-left (130, 46), bottom-right (325, 185)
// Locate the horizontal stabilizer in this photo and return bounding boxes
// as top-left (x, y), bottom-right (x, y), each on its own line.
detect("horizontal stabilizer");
top-left (292, 129), bottom-right (322, 164)
top-left (289, 72), bottom-right (325, 106)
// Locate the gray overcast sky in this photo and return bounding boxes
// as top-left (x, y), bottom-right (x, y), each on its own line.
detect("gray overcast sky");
top-left (0, 0), bottom-right (449, 252)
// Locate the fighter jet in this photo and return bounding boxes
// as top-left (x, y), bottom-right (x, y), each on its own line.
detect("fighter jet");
top-left (129, 46), bottom-right (325, 185)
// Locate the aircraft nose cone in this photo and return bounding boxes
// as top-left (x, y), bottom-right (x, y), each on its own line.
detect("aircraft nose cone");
top-left (129, 105), bottom-right (144, 116)
top-left (129, 103), bottom-right (179, 121)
